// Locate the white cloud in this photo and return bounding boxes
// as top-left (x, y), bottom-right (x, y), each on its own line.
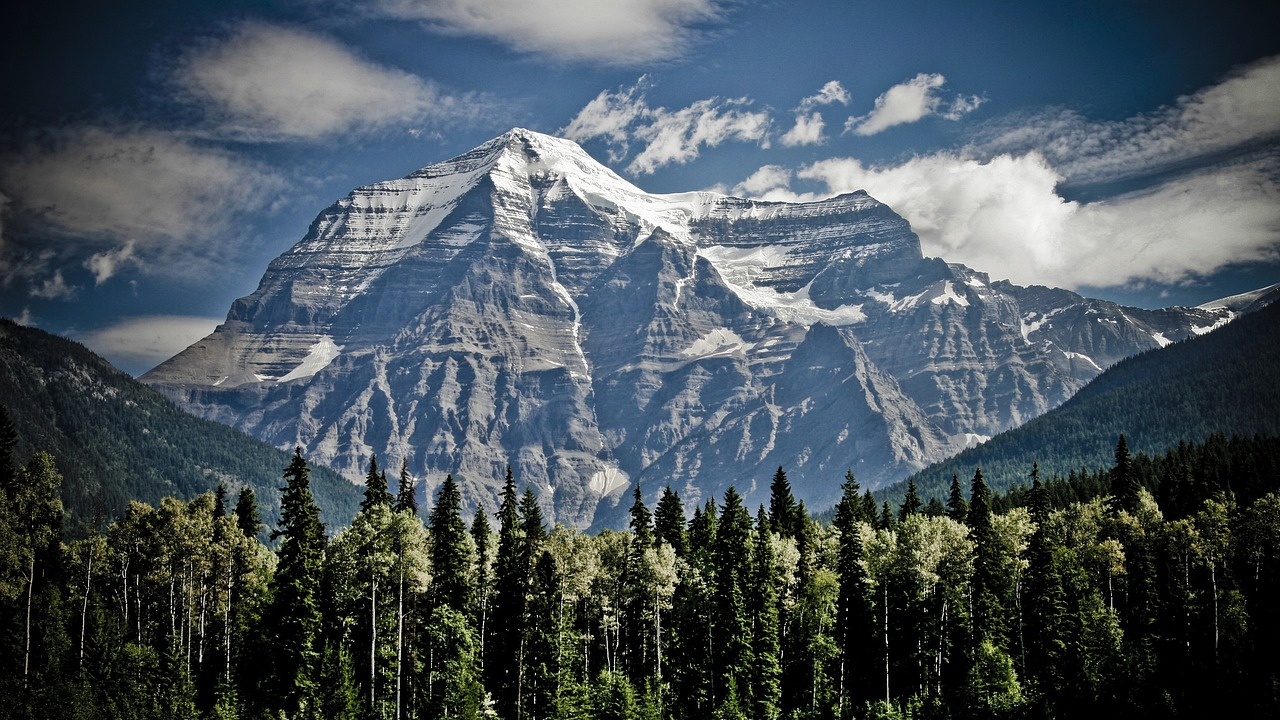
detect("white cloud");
top-left (798, 80), bottom-right (852, 111)
top-left (84, 240), bottom-right (138, 285)
top-left (370, 0), bottom-right (724, 64)
top-left (562, 80), bottom-right (771, 174)
top-left (846, 73), bottom-right (982, 136)
top-left (973, 54), bottom-right (1280, 184)
top-left (29, 270), bottom-right (76, 300)
top-left (0, 124), bottom-right (287, 279)
top-left (780, 81), bottom-right (851, 147)
top-left (732, 165), bottom-right (793, 197)
top-left (745, 150), bottom-right (1280, 290)
top-left (781, 112), bottom-right (826, 147)
top-left (560, 80), bottom-right (653, 162)
top-left (76, 315), bottom-right (223, 376)
top-left (173, 21), bottom-right (476, 141)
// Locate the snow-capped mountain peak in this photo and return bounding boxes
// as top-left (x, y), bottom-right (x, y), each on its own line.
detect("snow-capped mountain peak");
top-left (142, 129), bottom-right (1249, 528)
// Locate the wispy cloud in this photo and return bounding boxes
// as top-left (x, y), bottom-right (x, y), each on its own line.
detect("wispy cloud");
top-left (972, 54), bottom-right (1280, 184)
top-left (0, 124), bottom-right (287, 286)
top-left (562, 79), bottom-right (771, 174)
top-left (172, 21), bottom-right (482, 142)
top-left (76, 315), bottom-right (223, 376)
top-left (845, 73), bottom-right (983, 136)
top-left (369, 0), bottom-right (725, 65)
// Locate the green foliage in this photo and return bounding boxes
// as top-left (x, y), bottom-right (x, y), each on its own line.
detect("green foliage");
top-left (893, 299), bottom-right (1280, 505)
top-left (5, 434), bottom-right (1280, 720)
top-left (0, 320), bottom-right (361, 537)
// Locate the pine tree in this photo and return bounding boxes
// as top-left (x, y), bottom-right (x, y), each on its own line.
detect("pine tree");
top-left (769, 466), bottom-right (802, 538)
top-left (488, 467), bottom-right (528, 720)
top-left (261, 448), bottom-right (327, 717)
top-left (428, 474), bottom-right (472, 613)
top-left (947, 472), bottom-right (968, 522)
top-left (233, 487), bottom-right (262, 540)
top-left (898, 477), bottom-right (922, 522)
top-left (834, 469), bottom-right (874, 711)
top-left (470, 509), bottom-right (493, 659)
top-left (712, 487), bottom-right (754, 715)
top-left (653, 485), bottom-right (687, 556)
top-left (362, 455), bottom-right (393, 512)
top-left (214, 483), bottom-right (228, 519)
top-left (1112, 434), bottom-right (1140, 514)
top-left (968, 468), bottom-right (1004, 644)
top-left (750, 506), bottom-right (782, 720)
top-left (394, 459), bottom-right (418, 516)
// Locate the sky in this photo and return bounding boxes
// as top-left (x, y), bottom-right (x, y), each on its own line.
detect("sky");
top-left (1, 0), bottom-right (1278, 376)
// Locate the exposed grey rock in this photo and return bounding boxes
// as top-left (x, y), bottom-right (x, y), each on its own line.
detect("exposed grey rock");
top-left (143, 129), bottom-right (1241, 528)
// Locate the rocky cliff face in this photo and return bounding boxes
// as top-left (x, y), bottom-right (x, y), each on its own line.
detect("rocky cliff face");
top-left (142, 129), bottom-right (1238, 527)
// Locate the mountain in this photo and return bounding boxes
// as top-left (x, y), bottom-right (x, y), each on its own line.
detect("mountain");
top-left (885, 292), bottom-right (1280, 505)
top-left (142, 128), bottom-right (1245, 528)
top-left (0, 319), bottom-right (362, 536)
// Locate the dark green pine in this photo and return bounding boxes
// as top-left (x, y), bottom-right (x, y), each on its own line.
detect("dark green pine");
top-left (653, 485), bottom-right (688, 556)
top-left (394, 459), bottom-right (418, 515)
top-left (428, 474), bottom-right (472, 613)
top-left (361, 455), bottom-right (393, 512)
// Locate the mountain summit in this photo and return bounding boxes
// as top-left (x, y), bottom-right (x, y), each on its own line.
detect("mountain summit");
top-left (143, 128), bottom-right (1240, 527)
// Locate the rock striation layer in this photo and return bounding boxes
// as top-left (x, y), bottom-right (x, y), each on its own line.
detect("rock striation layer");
top-left (143, 129), bottom-right (1240, 527)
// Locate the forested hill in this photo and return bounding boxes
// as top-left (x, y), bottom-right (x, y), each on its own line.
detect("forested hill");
top-left (891, 296), bottom-right (1280, 503)
top-left (0, 319), bottom-right (361, 535)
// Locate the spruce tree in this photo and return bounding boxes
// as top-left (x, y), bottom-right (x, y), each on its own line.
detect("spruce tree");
top-left (653, 485), bottom-right (687, 556)
top-left (361, 455), bottom-right (393, 512)
top-left (898, 477), bottom-right (922, 521)
top-left (712, 487), bottom-right (754, 715)
top-left (1112, 434), bottom-right (1140, 514)
top-left (394, 459), bottom-right (417, 516)
top-left (947, 472), bottom-right (968, 522)
top-left (968, 468), bottom-right (1004, 644)
top-left (833, 470), bottom-right (873, 711)
top-left (769, 466), bottom-right (801, 538)
top-left (487, 467), bottom-right (527, 719)
top-left (750, 506), bottom-right (782, 720)
top-left (234, 487), bottom-right (262, 540)
top-left (428, 474), bottom-right (472, 613)
top-left (262, 448), bottom-right (327, 717)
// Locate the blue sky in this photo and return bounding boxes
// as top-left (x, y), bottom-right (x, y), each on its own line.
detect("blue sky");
top-left (2, 0), bottom-right (1278, 375)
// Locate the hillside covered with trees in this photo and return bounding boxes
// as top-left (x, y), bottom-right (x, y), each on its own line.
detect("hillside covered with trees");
top-left (2, 429), bottom-right (1278, 719)
top-left (0, 319), bottom-right (361, 535)
top-left (893, 297), bottom-right (1280, 505)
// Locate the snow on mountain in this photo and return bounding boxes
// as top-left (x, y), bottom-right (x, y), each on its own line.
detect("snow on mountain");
top-left (142, 128), bottom-right (1255, 528)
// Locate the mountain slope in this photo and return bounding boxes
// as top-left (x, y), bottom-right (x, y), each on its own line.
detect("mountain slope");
top-left (0, 319), bottom-right (362, 535)
top-left (891, 294), bottom-right (1280, 503)
top-left (141, 128), bottom-right (1244, 528)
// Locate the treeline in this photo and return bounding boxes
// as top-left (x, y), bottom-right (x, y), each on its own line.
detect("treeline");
top-left (901, 298), bottom-right (1280, 499)
top-left (3, 423), bottom-right (1279, 719)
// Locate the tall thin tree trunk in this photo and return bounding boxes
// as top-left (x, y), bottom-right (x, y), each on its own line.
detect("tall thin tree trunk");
top-left (80, 546), bottom-right (94, 667)
top-left (396, 569), bottom-right (404, 720)
top-left (883, 581), bottom-right (890, 704)
top-left (225, 567), bottom-right (233, 684)
top-left (371, 577), bottom-right (378, 709)
top-left (24, 556), bottom-right (35, 688)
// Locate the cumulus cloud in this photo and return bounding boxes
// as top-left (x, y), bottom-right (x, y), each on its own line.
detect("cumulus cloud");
top-left (370, 0), bottom-right (724, 64)
top-left (562, 80), bottom-right (771, 174)
top-left (846, 73), bottom-right (983, 136)
top-left (781, 113), bottom-right (827, 147)
top-left (734, 150), bottom-right (1280, 290)
top-left (780, 81), bottom-right (851, 147)
top-left (76, 315), bottom-right (223, 376)
top-left (172, 21), bottom-right (477, 141)
top-left (973, 54), bottom-right (1280, 184)
top-left (0, 124), bottom-right (287, 281)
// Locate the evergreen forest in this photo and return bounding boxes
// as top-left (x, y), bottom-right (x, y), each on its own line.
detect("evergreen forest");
top-left (3, 410), bottom-right (1280, 719)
